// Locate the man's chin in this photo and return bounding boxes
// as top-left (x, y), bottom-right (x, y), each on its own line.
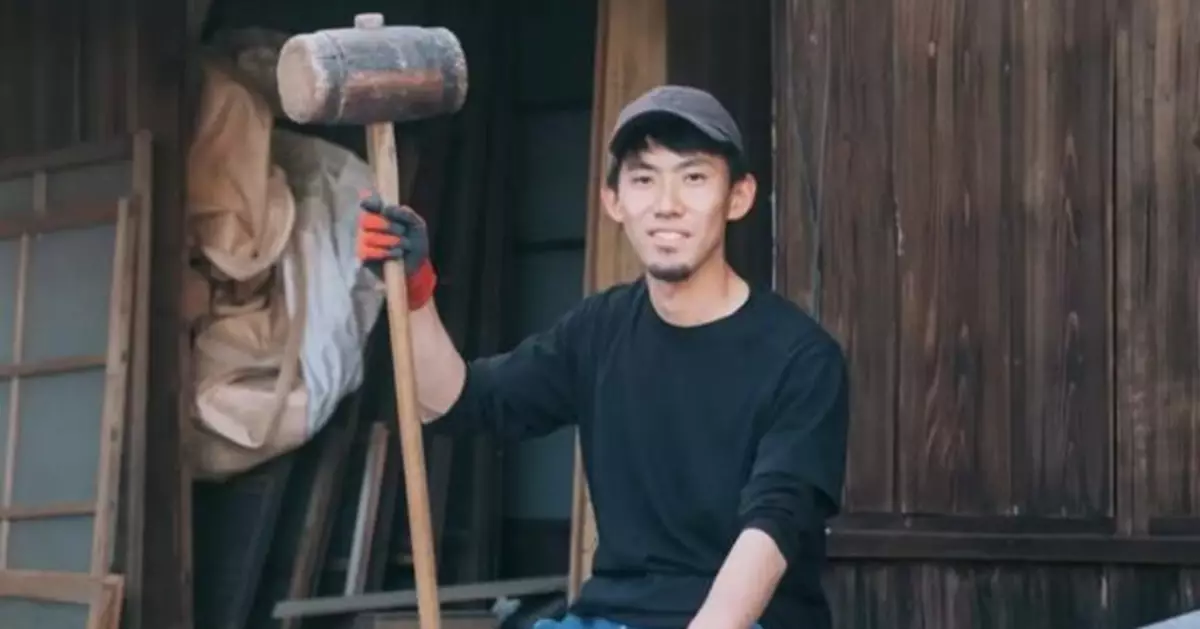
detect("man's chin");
top-left (646, 264), bottom-right (694, 283)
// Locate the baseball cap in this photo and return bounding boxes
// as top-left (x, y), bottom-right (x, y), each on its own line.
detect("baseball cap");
top-left (608, 85), bottom-right (745, 159)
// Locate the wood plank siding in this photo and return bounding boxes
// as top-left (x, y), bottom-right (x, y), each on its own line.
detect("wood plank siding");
top-left (775, 0), bottom-right (1200, 626)
top-left (0, 0), bottom-right (135, 155)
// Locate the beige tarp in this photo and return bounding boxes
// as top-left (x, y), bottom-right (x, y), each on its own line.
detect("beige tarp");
top-left (186, 58), bottom-right (309, 480)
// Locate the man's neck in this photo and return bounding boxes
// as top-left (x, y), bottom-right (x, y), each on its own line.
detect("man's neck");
top-left (645, 259), bottom-right (750, 328)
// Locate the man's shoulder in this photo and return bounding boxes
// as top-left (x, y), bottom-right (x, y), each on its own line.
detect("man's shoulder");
top-left (752, 290), bottom-right (845, 364)
top-left (550, 277), bottom-right (646, 342)
top-left (568, 277), bottom-right (647, 320)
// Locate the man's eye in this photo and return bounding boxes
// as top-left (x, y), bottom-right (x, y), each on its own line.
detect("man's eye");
top-left (684, 172), bottom-right (707, 183)
top-left (631, 175), bottom-right (653, 185)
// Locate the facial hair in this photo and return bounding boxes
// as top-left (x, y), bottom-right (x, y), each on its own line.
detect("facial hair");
top-left (647, 263), bottom-right (694, 283)
top-left (644, 192), bottom-right (731, 284)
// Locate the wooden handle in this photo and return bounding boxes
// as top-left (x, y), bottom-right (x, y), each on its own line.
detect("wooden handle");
top-left (358, 15), bottom-right (441, 629)
top-left (370, 126), bottom-right (442, 629)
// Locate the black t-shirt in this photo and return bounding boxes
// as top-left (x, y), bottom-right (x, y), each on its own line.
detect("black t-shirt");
top-left (432, 278), bottom-right (850, 629)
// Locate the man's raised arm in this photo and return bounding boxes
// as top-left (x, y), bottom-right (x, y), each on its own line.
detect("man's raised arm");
top-left (357, 192), bottom-right (468, 422)
top-left (356, 193), bottom-right (586, 439)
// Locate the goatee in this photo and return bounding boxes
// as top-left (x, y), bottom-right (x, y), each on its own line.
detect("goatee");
top-left (647, 265), bottom-right (694, 283)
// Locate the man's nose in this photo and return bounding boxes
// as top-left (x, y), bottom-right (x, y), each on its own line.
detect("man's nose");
top-left (653, 183), bottom-right (683, 216)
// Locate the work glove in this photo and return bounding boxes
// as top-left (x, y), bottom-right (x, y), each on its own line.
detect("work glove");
top-left (356, 190), bottom-right (438, 310)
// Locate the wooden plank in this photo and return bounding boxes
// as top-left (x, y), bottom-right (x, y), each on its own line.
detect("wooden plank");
top-left (0, 219), bottom-right (28, 568)
top-left (0, 202), bottom-right (123, 240)
top-left (889, 0), bottom-right (1113, 517)
top-left (345, 423), bottom-right (389, 596)
top-left (0, 355), bottom-right (108, 379)
top-left (1011, 0), bottom-right (1114, 519)
top-left (891, 0), bottom-right (1012, 515)
top-left (772, 0), bottom-right (900, 514)
top-left (825, 564), bottom-right (1200, 629)
top-left (1114, 0), bottom-right (1200, 536)
top-left (116, 127), bottom-right (151, 629)
top-left (824, 563), bottom-right (1112, 629)
top-left (832, 513), bottom-right (1114, 535)
top-left (0, 501), bottom-right (96, 521)
top-left (568, 0), bottom-right (668, 601)
top-left (95, 196), bottom-right (138, 576)
top-left (0, 569), bottom-right (124, 629)
top-left (0, 569), bottom-right (121, 604)
top-left (666, 0), bottom-right (773, 287)
top-left (357, 611), bottom-right (496, 629)
top-left (0, 138), bottom-right (131, 180)
top-left (272, 576), bottom-right (567, 619)
top-left (277, 389), bottom-right (368, 629)
top-left (132, 0), bottom-right (196, 625)
top-left (828, 530), bottom-right (1200, 565)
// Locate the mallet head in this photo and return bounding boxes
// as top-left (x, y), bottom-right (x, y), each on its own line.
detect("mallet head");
top-left (276, 20), bottom-right (469, 126)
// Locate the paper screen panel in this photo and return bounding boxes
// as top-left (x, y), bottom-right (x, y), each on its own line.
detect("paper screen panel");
top-left (0, 177), bottom-right (32, 218)
top-left (7, 517), bottom-right (96, 573)
top-left (0, 598), bottom-right (90, 628)
top-left (1, 359), bottom-right (105, 574)
top-left (0, 570), bottom-right (124, 629)
top-left (21, 225), bottom-right (117, 362)
top-left (45, 160), bottom-right (132, 211)
top-left (13, 369), bottom-right (105, 506)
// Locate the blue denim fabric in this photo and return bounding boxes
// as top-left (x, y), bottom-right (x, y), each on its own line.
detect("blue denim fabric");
top-left (532, 614), bottom-right (762, 629)
top-left (532, 615), bottom-right (625, 629)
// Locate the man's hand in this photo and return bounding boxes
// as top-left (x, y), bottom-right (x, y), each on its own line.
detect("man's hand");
top-left (356, 190), bottom-right (438, 310)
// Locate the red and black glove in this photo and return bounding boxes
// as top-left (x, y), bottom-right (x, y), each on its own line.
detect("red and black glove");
top-left (356, 191), bottom-right (438, 310)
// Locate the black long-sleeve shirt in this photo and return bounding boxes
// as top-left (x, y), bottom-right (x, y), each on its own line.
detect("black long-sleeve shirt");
top-left (432, 278), bottom-right (850, 629)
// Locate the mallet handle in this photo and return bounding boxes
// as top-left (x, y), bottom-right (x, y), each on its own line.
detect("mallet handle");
top-left (357, 12), bottom-right (443, 629)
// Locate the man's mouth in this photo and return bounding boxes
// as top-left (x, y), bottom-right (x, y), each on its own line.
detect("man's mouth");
top-left (648, 229), bottom-right (688, 242)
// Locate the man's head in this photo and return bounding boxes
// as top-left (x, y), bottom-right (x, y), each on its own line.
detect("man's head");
top-left (601, 85), bottom-right (757, 284)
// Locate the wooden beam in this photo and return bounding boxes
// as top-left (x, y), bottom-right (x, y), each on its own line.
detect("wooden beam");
top-left (568, 0), bottom-right (669, 602)
top-left (272, 576), bottom-right (567, 619)
top-left (828, 530), bottom-right (1200, 566)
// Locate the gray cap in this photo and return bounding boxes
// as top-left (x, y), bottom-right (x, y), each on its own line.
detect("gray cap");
top-left (608, 85), bottom-right (744, 157)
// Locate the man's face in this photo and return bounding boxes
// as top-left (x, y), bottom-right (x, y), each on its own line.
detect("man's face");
top-left (602, 141), bottom-right (756, 283)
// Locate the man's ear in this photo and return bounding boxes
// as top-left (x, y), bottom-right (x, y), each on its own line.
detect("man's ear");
top-left (602, 185), bottom-right (623, 223)
top-left (725, 174), bottom-right (757, 222)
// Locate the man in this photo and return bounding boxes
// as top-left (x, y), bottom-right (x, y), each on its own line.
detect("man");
top-left (356, 85), bottom-right (850, 629)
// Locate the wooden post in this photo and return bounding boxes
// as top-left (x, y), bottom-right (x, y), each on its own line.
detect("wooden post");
top-left (567, 0), bottom-right (668, 601)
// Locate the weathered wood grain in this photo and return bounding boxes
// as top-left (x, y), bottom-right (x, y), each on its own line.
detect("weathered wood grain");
top-left (888, 0), bottom-right (1115, 517)
top-left (772, 0), bottom-right (900, 514)
top-left (1114, 0), bottom-right (1200, 536)
top-left (667, 0), bottom-right (773, 288)
top-left (0, 0), bottom-right (131, 157)
top-left (776, 0), bottom-right (1115, 517)
top-left (825, 563), bottom-right (1200, 629)
top-left (774, 0), bottom-right (1200, 626)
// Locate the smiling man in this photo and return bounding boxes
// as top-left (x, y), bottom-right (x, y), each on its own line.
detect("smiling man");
top-left (356, 85), bottom-right (851, 629)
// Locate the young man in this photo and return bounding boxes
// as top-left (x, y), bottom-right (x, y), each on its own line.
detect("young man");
top-left (356, 85), bottom-right (850, 629)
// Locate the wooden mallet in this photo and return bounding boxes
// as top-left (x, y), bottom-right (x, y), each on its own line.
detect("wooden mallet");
top-left (276, 13), bottom-right (469, 629)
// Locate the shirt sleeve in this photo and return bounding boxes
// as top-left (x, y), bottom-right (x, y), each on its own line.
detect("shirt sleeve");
top-left (428, 297), bottom-right (593, 441)
top-left (738, 339), bottom-right (850, 566)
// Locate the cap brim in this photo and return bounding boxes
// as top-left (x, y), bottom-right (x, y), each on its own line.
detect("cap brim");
top-left (607, 108), bottom-right (734, 155)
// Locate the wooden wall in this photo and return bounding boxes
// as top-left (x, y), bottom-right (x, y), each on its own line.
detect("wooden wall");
top-left (0, 0), bottom-right (198, 627)
top-left (0, 0), bottom-right (134, 154)
top-left (774, 0), bottom-right (1200, 626)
